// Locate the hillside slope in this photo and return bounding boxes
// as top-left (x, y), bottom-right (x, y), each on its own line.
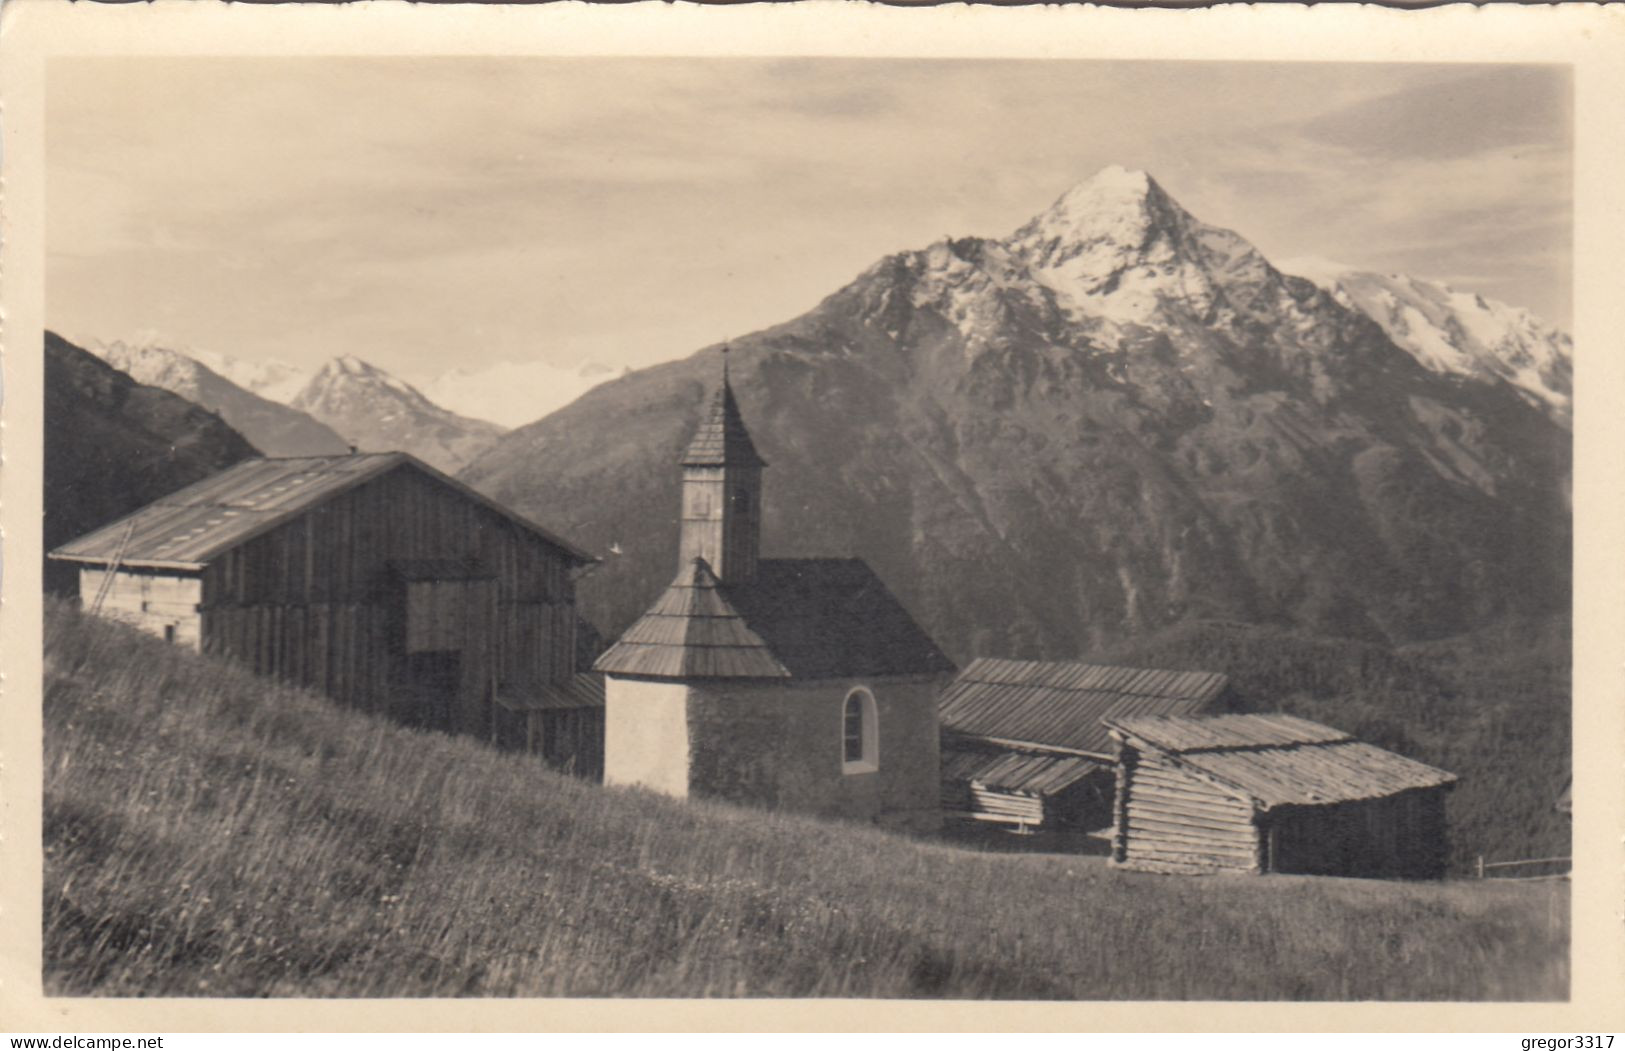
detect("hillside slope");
top-left (463, 168), bottom-right (1570, 659)
top-left (90, 341), bottom-right (349, 456)
top-left (44, 331), bottom-right (260, 591)
top-left (44, 600), bottom-right (1566, 999)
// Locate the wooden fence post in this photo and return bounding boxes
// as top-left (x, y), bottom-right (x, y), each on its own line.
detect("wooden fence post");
top-left (1475, 855), bottom-right (1485, 880)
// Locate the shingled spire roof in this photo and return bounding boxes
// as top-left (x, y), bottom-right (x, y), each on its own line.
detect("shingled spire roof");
top-left (681, 357), bottom-right (766, 467)
top-left (593, 557), bottom-right (791, 679)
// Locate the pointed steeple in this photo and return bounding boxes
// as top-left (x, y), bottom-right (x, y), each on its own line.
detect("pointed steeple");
top-left (682, 349), bottom-right (766, 468)
top-left (677, 348), bottom-right (765, 585)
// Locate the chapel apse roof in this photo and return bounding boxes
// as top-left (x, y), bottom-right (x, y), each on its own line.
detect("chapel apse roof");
top-left (49, 453), bottom-right (595, 569)
top-left (590, 558), bottom-right (792, 680)
top-left (594, 557), bottom-right (955, 681)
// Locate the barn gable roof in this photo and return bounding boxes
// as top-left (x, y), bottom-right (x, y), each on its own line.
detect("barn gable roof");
top-left (48, 453), bottom-right (596, 570)
top-left (1106, 712), bottom-right (1457, 810)
top-left (595, 557), bottom-right (954, 681)
top-left (939, 658), bottom-right (1230, 757)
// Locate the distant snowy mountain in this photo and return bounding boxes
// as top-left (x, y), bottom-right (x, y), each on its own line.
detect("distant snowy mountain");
top-left (87, 341), bottom-right (348, 456)
top-left (45, 331), bottom-right (259, 591)
top-left (291, 355), bottom-right (506, 473)
top-left (1278, 257), bottom-right (1571, 427)
top-left (188, 348), bottom-right (311, 404)
top-left (417, 359), bottom-right (621, 429)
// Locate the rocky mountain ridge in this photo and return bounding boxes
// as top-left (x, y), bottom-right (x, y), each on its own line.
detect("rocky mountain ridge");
top-left (1278, 257), bottom-right (1571, 427)
top-left (44, 331), bottom-right (260, 592)
top-left (462, 167), bottom-right (1571, 660)
top-left (88, 340), bottom-right (348, 457)
top-left (290, 355), bottom-right (507, 473)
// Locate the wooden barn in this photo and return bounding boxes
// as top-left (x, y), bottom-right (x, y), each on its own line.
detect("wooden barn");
top-left (49, 453), bottom-right (603, 774)
top-left (1105, 713), bottom-right (1457, 879)
top-left (938, 658), bottom-right (1234, 832)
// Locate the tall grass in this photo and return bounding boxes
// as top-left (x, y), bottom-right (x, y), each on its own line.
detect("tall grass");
top-left (44, 600), bottom-right (1567, 999)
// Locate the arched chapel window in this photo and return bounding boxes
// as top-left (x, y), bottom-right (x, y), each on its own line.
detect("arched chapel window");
top-left (842, 687), bottom-right (879, 774)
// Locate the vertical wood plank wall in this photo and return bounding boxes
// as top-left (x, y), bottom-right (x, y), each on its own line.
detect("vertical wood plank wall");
top-left (196, 466), bottom-right (579, 730)
top-left (1266, 788), bottom-right (1450, 879)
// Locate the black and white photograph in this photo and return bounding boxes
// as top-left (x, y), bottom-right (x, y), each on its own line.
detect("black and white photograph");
top-left (6, 3), bottom-right (1623, 1025)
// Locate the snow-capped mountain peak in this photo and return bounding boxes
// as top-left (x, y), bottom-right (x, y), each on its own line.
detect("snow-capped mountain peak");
top-left (89, 341), bottom-right (210, 398)
top-left (188, 349), bottom-right (310, 403)
top-left (314, 354), bottom-right (433, 402)
top-left (79, 338), bottom-right (349, 456)
top-left (1003, 165), bottom-right (1279, 328)
top-left (291, 355), bottom-right (506, 473)
top-left (1009, 167), bottom-right (1188, 281)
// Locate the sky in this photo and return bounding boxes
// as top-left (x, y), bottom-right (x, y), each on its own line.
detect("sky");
top-left (46, 58), bottom-right (1571, 383)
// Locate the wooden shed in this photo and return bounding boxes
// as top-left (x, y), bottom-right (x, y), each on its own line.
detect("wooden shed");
top-left (938, 659), bottom-right (1234, 832)
top-left (494, 671), bottom-right (606, 781)
top-left (1105, 713), bottom-right (1457, 879)
top-left (49, 453), bottom-right (602, 772)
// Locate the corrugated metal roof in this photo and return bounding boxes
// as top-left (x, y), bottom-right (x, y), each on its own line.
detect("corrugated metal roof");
top-left (939, 658), bottom-right (1230, 757)
top-left (48, 454), bottom-right (595, 569)
top-left (592, 558), bottom-right (792, 679)
top-left (1106, 713), bottom-right (1458, 809)
top-left (496, 673), bottom-right (606, 711)
top-left (681, 377), bottom-right (765, 468)
top-left (941, 747), bottom-right (1106, 797)
top-left (596, 557), bottom-right (954, 682)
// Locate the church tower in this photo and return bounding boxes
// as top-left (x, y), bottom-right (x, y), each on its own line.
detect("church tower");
top-left (677, 356), bottom-right (765, 585)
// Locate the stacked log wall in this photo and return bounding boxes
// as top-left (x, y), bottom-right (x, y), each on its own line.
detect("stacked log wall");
top-left (964, 786), bottom-right (1043, 826)
top-left (1117, 748), bottom-right (1260, 874)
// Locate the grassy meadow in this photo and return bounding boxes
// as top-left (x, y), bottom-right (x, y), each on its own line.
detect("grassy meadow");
top-left (44, 600), bottom-right (1568, 999)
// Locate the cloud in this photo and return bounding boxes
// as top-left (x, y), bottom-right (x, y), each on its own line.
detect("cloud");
top-left (45, 57), bottom-right (1573, 377)
top-left (1299, 64), bottom-right (1570, 162)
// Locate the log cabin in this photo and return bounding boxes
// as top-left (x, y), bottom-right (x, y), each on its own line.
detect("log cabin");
top-left (593, 369), bottom-right (956, 833)
top-left (49, 452), bottom-right (603, 775)
top-left (938, 659), bottom-right (1234, 833)
top-left (1105, 712), bottom-right (1457, 879)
